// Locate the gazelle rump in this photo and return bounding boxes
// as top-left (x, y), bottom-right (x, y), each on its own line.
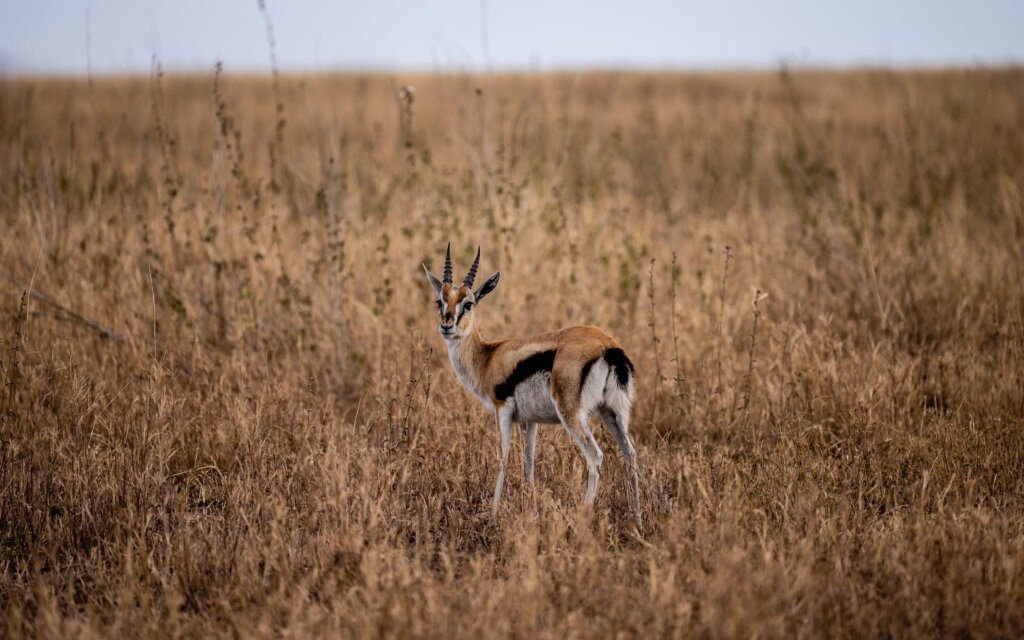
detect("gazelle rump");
top-left (423, 244), bottom-right (642, 529)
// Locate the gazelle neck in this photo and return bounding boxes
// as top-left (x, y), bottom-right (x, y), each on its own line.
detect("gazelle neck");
top-left (444, 320), bottom-right (495, 412)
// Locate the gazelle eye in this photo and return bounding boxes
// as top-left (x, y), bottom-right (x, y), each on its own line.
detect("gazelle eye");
top-left (463, 301), bottom-right (472, 311)
top-left (436, 300), bottom-right (443, 311)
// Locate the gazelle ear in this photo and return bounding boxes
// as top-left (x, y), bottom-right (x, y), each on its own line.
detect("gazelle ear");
top-left (423, 264), bottom-right (444, 298)
top-left (474, 270), bottom-right (501, 302)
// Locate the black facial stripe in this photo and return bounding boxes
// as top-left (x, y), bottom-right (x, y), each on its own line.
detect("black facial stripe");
top-left (495, 349), bottom-right (557, 400)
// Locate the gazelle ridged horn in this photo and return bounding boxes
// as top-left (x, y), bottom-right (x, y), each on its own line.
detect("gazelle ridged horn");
top-left (463, 247), bottom-right (481, 288)
top-left (443, 243), bottom-right (453, 285)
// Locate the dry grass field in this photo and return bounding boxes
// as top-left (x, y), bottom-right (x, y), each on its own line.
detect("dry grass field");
top-left (1, 66), bottom-right (1023, 637)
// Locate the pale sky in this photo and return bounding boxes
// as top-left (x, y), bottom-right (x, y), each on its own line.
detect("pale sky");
top-left (1, 1), bottom-right (1021, 74)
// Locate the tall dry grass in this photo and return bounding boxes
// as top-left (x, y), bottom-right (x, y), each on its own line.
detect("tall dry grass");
top-left (1, 67), bottom-right (1023, 637)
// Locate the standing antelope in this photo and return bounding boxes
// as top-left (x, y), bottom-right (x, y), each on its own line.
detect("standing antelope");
top-left (423, 244), bottom-right (642, 529)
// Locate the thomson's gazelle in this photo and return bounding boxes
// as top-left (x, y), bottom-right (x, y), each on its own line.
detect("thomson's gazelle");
top-left (423, 245), bottom-right (642, 528)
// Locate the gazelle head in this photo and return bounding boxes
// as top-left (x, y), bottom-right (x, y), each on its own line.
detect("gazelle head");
top-left (423, 244), bottom-right (500, 340)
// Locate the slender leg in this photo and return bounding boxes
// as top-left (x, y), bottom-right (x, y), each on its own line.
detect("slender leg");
top-left (600, 408), bottom-right (642, 530)
top-left (521, 422), bottom-right (538, 486)
top-left (492, 405), bottom-right (515, 519)
top-left (555, 402), bottom-right (604, 505)
top-left (578, 410), bottom-right (604, 503)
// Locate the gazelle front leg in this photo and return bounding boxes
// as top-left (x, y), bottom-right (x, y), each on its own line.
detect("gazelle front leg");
top-left (491, 404), bottom-right (515, 519)
top-left (520, 422), bottom-right (538, 486)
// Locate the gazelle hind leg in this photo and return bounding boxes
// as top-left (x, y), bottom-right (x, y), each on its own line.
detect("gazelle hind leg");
top-left (600, 407), bottom-right (642, 531)
top-left (554, 402), bottom-right (604, 504)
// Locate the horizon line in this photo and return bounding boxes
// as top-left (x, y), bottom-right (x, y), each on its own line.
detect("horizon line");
top-left (3, 59), bottom-right (1022, 80)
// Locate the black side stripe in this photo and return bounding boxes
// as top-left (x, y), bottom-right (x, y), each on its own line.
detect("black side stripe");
top-left (495, 349), bottom-right (557, 400)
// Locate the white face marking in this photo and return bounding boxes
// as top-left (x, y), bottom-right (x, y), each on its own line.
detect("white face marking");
top-left (437, 292), bottom-right (458, 338)
top-left (437, 290), bottom-right (478, 340)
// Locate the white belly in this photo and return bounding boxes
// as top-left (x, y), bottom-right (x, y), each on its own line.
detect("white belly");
top-left (509, 372), bottom-right (561, 424)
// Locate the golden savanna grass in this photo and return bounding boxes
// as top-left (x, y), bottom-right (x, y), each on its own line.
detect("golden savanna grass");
top-left (1, 67), bottom-right (1023, 637)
